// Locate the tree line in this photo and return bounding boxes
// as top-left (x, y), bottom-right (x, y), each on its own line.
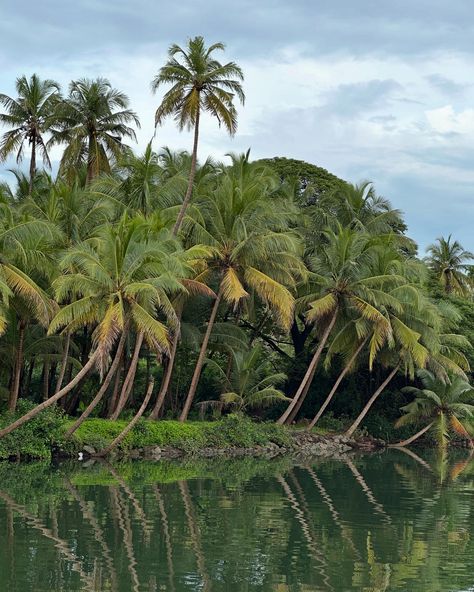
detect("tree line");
top-left (0, 36), bottom-right (473, 447)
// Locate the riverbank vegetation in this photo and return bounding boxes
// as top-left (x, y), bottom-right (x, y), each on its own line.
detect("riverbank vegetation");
top-left (1, 36), bottom-right (474, 454)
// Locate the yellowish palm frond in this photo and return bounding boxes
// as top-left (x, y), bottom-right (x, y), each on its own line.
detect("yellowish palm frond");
top-left (2, 264), bottom-right (52, 326)
top-left (93, 300), bottom-right (125, 374)
top-left (306, 292), bottom-right (337, 323)
top-left (244, 266), bottom-right (294, 330)
top-left (130, 301), bottom-right (170, 353)
top-left (221, 267), bottom-right (248, 305)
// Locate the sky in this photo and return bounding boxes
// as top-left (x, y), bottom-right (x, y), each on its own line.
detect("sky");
top-left (1, 0), bottom-right (474, 251)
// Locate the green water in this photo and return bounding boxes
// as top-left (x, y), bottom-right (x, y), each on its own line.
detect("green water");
top-left (1, 450), bottom-right (473, 592)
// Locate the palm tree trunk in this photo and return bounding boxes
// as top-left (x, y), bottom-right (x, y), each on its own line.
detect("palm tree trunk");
top-left (345, 363), bottom-right (400, 437)
top-left (278, 308), bottom-right (338, 425)
top-left (149, 328), bottom-right (179, 420)
top-left (86, 132), bottom-right (95, 185)
top-left (110, 332), bottom-right (144, 420)
top-left (389, 421), bottom-right (435, 448)
top-left (0, 350), bottom-right (99, 439)
top-left (98, 379), bottom-right (154, 457)
top-left (24, 355), bottom-right (35, 397)
top-left (179, 284), bottom-right (222, 422)
top-left (55, 333), bottom-right (71, 394)
top-left (42, 361), bottom-right (49, 400)
top-left (307, 337), bottom-right (368, 430)
top-left (9, 320), bottom-right (26, 412)
top-left (173, 105), bottom-right (200, 235)
top-left (66, 331), bottom-right (128, 438)
top-left (107, 358), bottom-right (123, 418)
top-left (29, 134), bottom-right (36, 194)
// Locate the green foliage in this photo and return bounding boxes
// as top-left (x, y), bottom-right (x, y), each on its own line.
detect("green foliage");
top-left (0, 400), bottom-right (67, 459)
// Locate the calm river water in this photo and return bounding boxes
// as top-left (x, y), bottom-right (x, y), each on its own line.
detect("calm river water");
top-left (0, 450), bottom-right (473, 591)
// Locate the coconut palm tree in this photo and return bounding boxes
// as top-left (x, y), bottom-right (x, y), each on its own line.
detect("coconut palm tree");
top-left (392, 370), bottom-right (474, 449)
top-left (152, 36), bottom-right (245, 234)
top-left (425, 235), bottom-right (474, 296)
top-left (278, 227), bottom-right (408, 425)
top-left (0, 74), bottom-right (61, 193)
top-left (178, 155), bottom-right (305, 420)
top-left (49, 78), bottom-right (139, 183)
top-left (0, 215), bottom-right (202, 438)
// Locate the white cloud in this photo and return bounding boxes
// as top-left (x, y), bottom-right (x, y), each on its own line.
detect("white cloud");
top-left (425, 105), bottom-right (474, 135)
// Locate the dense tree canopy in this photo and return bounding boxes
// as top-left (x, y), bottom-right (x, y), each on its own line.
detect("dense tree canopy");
top-left (0, 39), bottom-right (474, 447)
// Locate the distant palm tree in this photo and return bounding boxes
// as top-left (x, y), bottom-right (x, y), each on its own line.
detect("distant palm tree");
top-left (392, 369), bottom-right (474, 449)
top-left (50, 78), bottom-right (139, 183)
top-left (0, 74), bottom-right (61, 193)
top-left (152, 36), bottom-right (245, 234)
top-left (425, 235), bottom-right (474, 295)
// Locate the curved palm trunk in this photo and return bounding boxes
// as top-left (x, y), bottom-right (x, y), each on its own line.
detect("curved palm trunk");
top-left (278, 308), bottom-right (338, 425)
top-left (173, 105), bottom-right (200, 236)
top-left (98, 379), bottom-right (154, 457)
top-left (29, 134), bottom-right (36, 194)
top-left (149, 328), bottom-right (179, 420)
top-left (107, 359), bottom-right (123, 417)
top-left (55, 333), bottom-right (71, 394)
top-left (345, 363), bottom-right (400, 437)
top-left (308, 337), bottom-right (368, 430)
top-left (179, 285), bottom-right (223, 422)
top-left (389, 421), bottom-right (435, 448)
top-left (66, 330), bottom-right (128, 438)
top-left (86, 132), bottom-right (96, 185)
top-left (0, 350), bottom-right (99, 439)
top-left (9, 320), bottom-right (26, 412)
top-left (111, 332), bottom-right (144, 420)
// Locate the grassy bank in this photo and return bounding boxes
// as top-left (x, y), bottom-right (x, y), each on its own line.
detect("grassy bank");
top-left (0, 404), bottom-right (292, 460)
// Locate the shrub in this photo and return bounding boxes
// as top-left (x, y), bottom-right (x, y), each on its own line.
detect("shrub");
top-left (0, 401), bottom-right (67, 460)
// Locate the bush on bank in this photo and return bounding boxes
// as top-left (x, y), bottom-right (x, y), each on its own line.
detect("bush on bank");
top-left (0, 409), bottom-right (292, 460)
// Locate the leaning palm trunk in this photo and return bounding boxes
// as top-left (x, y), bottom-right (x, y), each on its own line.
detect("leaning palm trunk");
top-left (345, 363), bottom-right (400, 437)
top-left (150, 328), bottom-right (179, 420)
top-left (111, 332), bottom-right (144, 420)
top-left (307, 337), bottom-right (368, 430)
top-left (54, 333), bottom-right (71, 394)
top-left (9, 320), bottom-right (26, 412)
top-left (179, 285), bottom-right (223, 422)
top-left (97, 379), bottom-right (154, 457)
top-left (0, 350), bottom-right (99, 439)
top-left (66, 331), bottom-right (128, 438)
top-left (278, 308), bottom-right (338, 425)
top-left (173, 107), bottom-right (200, 236)
top-left (389, 421), bottom-right (435, 448)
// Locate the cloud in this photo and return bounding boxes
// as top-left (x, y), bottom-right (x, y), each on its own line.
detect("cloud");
top-left (425, 105), bottom-right (474, 135)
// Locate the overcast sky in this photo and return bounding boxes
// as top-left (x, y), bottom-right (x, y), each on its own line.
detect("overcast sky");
top-left (1, 0), bottom-right (474, 251)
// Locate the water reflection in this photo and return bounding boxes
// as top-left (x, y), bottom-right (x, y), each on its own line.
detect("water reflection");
top-left (1, 450), bottom-right (474, 591)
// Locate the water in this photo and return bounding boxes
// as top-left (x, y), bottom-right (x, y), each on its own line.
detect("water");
top-left (1, 450), bottom-right (473, 591)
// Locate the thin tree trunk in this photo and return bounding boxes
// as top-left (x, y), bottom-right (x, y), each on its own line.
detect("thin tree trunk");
top-left (9, 320), bottom-right (26, 412)
top-left (98, 379), bottom-right (154, 457)
top-left (42, 361), bottom-right (49, 401)
top-left (172, 106), bottom-right (200, 236)
top-left (55, 333), bottom-right (71, 394)
top-left (29, 134), bottom-right (36, 194)
top-left (345, 363), bottom-right (400, 437)
top-left (179, 284), bottom-right (223, 422)
top-left (308, 337), bottom-right (368, 430)
top-left (66, 331), bottom-right (128, 438)
top-left (0, 350), bottom-right (99, 439)
top-left (86, 132), bottom-right (95, 185)
top-left (149, 328), bottom-right (179, 420)
top-left (278, 308), bottom-right (338, 425)
top-left (24, 355), bottom-right (35, 397)
top-left (389, 421), bottom-right (435, 448)
top-left (111, 332), bottom-right (144, 420)
top-left (107, 358), bottom-right (123, 418)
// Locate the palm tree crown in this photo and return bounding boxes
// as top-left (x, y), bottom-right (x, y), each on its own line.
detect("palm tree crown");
top-left (425, 235), bottom-right (474, 295)
top-left (50, 78), bottom-right (140, 183)
top-left (0, 74), bottom-right (61, 191)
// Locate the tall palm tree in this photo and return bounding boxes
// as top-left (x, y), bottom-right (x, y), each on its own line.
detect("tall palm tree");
top-left (392, 370), bottom-right (474, 449)
top-left (425, 235), bottom-right (474, 295)
top-left (49, 78), bottom-right (140, 184)
top-left (0, 74), bottom-right (61, 193)
top-left (152, 36), bottom-right (245, 234)
top-left (179, 155), bottom-right (305, 420)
